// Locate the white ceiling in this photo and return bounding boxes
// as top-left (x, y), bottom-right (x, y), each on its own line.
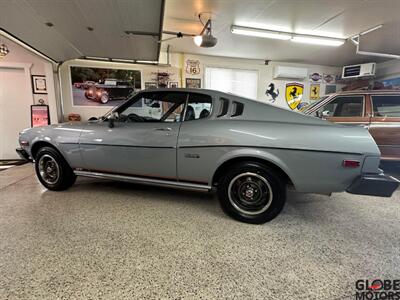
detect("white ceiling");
top-left (162, 0), bottom-right (400, 66)
top-left (0, 0), bottom-right (165, 62)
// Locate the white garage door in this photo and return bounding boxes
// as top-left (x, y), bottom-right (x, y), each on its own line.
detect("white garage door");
top-left (0, 67), bottom-right (31, 159)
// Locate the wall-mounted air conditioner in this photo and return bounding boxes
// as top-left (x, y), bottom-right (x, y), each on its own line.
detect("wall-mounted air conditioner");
top-left (273, 66), bottom-right (308, 79)
top-left (342, 62), bottom-right (376, 79)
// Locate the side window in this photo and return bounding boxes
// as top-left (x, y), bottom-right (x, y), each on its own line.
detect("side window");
top-left (217, 98), bottom-right (229, 117)
top-left (372, 95), bottom-right (400, 117)
top-left (117, 92), bottom-right (186, 123)
top-left (184, 93), bottom-right (212, 121)
top-left (231, 101), bottom-right (244, 117)
top-left (317, 96), bottom-right (364, 117)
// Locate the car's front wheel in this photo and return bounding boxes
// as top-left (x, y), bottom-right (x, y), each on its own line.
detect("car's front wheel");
top-left (34, 147), bottom-right (76, 191)
top-left (218, 162), bottom-right (286, 224)
top-left (100, 92), bottom-right (109, 104)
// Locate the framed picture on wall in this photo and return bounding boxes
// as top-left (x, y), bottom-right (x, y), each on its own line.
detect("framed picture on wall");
top-left (31, 75), bottom-right (47, 94)
top-left (31, 105), bottom-right (50, 127)
top-left (69, 66), bottom-right (142, 107)
top-left (186, 78), bottom-right (201, 89)
top-left (168, 81), bottom-right (179, 88)
top-left (145, 82), bottom-right (158, 89)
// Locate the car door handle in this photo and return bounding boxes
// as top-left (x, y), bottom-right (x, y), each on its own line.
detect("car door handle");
top-left (154, 127), bottom-right (172, 131)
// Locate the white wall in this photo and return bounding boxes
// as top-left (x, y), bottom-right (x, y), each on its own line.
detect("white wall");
top-left (0, 36), bottom-right (58, 124)
top-left (58, 52), bottom-right (342, 120)
top-left (180, 53), bottom-right (341, 109)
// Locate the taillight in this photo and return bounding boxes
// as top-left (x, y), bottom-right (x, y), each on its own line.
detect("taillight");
top-left (342, 160), bottom-right (360, 168)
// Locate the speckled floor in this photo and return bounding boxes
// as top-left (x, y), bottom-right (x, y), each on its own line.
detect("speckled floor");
top-left (0, 164), bottom-right (399, 299)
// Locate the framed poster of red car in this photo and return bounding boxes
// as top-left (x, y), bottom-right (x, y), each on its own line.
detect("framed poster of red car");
top-left (31, 105), bottom-right (50, 127)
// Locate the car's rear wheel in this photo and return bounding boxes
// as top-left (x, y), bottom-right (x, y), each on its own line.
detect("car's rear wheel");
top-left (34, 147), bottom-right (76, 191)
top-left (218, 162), bottom-right (286, 224)
top-left (100, 92), bottom-right (109, 104)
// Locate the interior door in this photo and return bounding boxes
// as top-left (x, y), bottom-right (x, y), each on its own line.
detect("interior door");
top-left (317, 95), bottom-right (370, 128)
top-left (79, 91), bottom-right (187, 180)
top-left (368, 94), bottom-right (400, 161)
top-left (0, 67), bottom-right (31, 159)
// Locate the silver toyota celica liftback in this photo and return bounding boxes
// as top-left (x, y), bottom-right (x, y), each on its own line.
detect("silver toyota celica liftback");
top-left (17, 88), bottom-right (398, 224)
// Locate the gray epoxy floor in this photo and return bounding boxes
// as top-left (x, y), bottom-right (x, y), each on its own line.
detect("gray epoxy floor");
top-left (0, 164), bottom-right (399, 299)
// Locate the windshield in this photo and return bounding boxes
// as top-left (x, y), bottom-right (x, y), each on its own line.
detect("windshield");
top-left (101, 90), bottom-right (139, 120)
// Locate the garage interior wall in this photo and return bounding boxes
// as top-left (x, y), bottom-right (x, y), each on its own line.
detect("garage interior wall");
top-left (0, 36), bottom-right (58, 122)
top-left (59, 52), bottom-right (343, 120)
top-left (0, 36), bottom-right (58, 159)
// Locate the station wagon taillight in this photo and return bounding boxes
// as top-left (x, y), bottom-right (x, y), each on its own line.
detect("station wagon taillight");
top-left (342, 160), bottom-right (360, 168)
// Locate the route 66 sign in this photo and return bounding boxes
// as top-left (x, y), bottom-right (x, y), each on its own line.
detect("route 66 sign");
top-left (186, 59), bottom-right (200, 75)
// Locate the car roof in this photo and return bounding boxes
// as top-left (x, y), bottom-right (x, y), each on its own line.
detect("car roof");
top-left (330, 89), bottom-right (400, 96)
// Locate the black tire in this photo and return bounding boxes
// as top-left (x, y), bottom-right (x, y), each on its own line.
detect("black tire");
top-left (218, 161), bottom-right (286, 224)
top-left (34, 147), bottom-right (76, 191)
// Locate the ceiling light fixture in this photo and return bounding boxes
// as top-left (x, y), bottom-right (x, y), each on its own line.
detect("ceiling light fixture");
top-left (135, 60), bottom-right (158, 64)
top-left (0, 43), bottom-right (10, 59)
top-left (85, 56), bottom-right (110, 61)
top-left (291, 35), bottom-right (345, 46)
top-left (231, 26), bottom-right (292, 40)
top-left (231, 25), bottom-right (345, 47)
top-left (194, 17), bottom-right (218, 47)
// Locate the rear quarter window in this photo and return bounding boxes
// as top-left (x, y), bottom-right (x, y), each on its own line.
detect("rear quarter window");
top-left (217, 98), bottom-right (229, 117)
top-left (371, 95), bottom-right (400, 117)
top-left (231, 101), bottom-right (244, 117)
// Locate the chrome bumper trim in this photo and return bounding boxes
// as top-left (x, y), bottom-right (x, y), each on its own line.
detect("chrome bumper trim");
top-left (346, 173), bottom-right (399, 197)
top-left (74, 170), bottom-right (212, 191)
top-left (15, 148), bottom-right (32, 162)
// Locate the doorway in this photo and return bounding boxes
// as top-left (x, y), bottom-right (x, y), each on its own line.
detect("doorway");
top-left (0, 66), bottom-right (32, 160)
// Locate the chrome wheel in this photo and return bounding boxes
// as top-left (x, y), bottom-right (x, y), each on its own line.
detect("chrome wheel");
top-left (228, 172), bottom-right (273, 215)
top-left (100, 92), bottom-right (109, 104)
top-left (38, 154), bottom-right (60, 185)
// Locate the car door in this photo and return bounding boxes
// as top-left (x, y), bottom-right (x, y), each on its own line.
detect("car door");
top-left (368, 94), bottom-right (400, 160)
top-left (315, 95), bottom-right (370, 128)
top-left (79, 91), bottom-right (187, 180)
top-left (177, 92), bottom-right (214, 184)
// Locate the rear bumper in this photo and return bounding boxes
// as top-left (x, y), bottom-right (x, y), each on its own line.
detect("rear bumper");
top-left (346, 172), bottom-right (399, 197)
top-left (15, 148), bottom-right (32, 162)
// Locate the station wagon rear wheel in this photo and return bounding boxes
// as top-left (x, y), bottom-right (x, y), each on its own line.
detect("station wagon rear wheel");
top-left (218, 162), bottom-right (286, 224)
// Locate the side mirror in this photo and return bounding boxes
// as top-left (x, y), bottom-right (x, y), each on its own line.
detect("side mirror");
top-left (108, 112), bottom-right (118, 128)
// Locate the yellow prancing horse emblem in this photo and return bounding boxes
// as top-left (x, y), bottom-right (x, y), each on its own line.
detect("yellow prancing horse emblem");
top-left (285, 83), bottom-right (304, 110)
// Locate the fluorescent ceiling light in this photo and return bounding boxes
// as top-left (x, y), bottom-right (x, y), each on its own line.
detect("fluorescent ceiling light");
top-left (291, 35), bottom-right (345, 46)
top-left (111, 58), bottom-right (135, 63)
top-left (85, 56), bottom-right (110, 61)
top-left (231, 25), bottom-right (292, 40)
top-left (231, 25), bottom-right (345, 46)
top-left (136, 60), bottom-right (158, 64)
